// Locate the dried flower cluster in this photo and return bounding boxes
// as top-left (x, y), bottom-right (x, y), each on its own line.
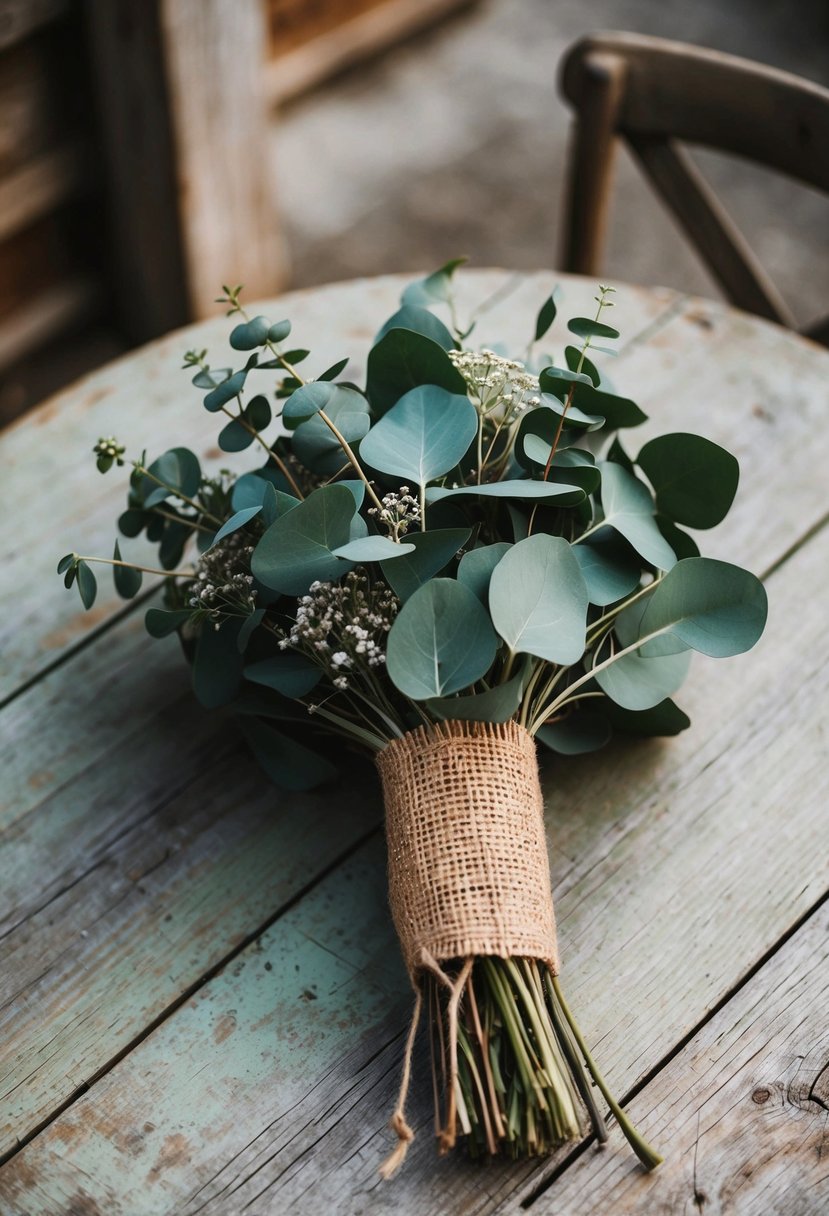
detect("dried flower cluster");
top-left (368, 487), bottom-right (421, 539)
top-left (448, 348), bottom-right (540, 416)
top-left (185, 532), bottom-right (256, 625)
top-left (280, 570), bottom-right (398, 690)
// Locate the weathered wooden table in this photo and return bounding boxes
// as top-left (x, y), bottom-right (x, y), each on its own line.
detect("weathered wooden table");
top-left (1, 271), bottom-right (828, 1215)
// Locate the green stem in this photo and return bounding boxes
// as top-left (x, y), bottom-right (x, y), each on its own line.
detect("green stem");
top-left (137, 467), bottom-right (222, 526)
top-left (221, 402), bottom-right (305, 501)
top-left (317, 409), bottom-right (386, 515)
top-left (76, 555), bottom-right (192, 579)
top-left (551, 977), bottom-right (663, 1171)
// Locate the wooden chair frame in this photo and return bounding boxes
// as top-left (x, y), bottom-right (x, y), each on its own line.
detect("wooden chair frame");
top-left (559, 32), bottom-right (829, 341)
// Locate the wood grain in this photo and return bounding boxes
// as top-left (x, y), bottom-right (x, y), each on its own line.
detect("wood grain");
top-left (522, 906), bottom-right (829, 1216)
top-left (0, 605), bottom-right (379, 1157)
top-left (2, 511), bottom-right (826, 1212)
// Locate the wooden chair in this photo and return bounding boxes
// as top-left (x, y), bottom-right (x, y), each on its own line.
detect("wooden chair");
top-left (558, 32), bottom-right (829, 342)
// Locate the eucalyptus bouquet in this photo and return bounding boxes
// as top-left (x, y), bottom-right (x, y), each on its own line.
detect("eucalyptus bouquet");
top-left (59, 263), bottom-right (767, 1178)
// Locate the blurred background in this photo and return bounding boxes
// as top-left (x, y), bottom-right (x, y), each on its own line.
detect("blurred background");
top-left (0, 0), bottom-right (826, 426)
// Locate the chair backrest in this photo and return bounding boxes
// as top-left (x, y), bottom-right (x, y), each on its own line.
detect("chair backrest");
top-left (558, 32), bottom-right (829, 340)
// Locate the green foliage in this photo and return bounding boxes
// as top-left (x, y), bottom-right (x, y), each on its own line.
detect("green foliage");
top-left (58, 267), bottom-right (765, 786)
top-left (251, 484), bottom-right (356, 595)
top-left (489, 535), bottom-right (588, 664)
top-left (113, 540), bottom-right (142, 599)
top-left (386, 578), bottom-right (498, 699)
top-left (365, 328), bottom-right (467, 415)
top-left (637, 433), bottom-right (739, 529)
top-left (638, 558), bottom-right (768, 658)
top-left (380, 527), bottom-right (471, 601)
top-left (359, 385), bottom-right (478, 490)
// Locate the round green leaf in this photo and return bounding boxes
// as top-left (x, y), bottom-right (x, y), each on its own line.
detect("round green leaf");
top-left (537, 711), bottom-right (612, 754)
top-left (359, 385), bottom-right (478, 488)
top-left (251, 484), bottom-right (356, 595)
top-left (244, 653), bottom-right (322, 698)
top-left (374, 304), bottom-right (455, 349)
top-left (365, 328), bottom-right (467, 416)
top-left (637, 432), bottom-right (739, 529)
top-left (267, 319), bottom-right (291, 343)
top-left (332, 535), bottom-right (415, 562)
top-left (457, 542), bottom-right (511, 603)
top-left (210, 505), bottom-right (262, 548)
top-left (489, 534), bottom-right (588, 664)
top-left (573, 536), bottom-right (641, 606)
top-left (203, 370), bottom-right (246, 412)
top-left (380, 527), bottom-right (471, 601)
top-left (425, 662), bottom-right (528, 723)
top-left (229, 316), bottom-right (270, 350)
top-left (281, 381), bottom-right (335, 423)
top-left (145, 607), bottom-right (191, 637)
top-left (593, 462), bottom-right (677, 570)
top-left (567, 317), bottom-right (620, 340)
top-left (386, 578), bottom-right (498, 699)
top-left (638, 557), bottom-right (768, 658)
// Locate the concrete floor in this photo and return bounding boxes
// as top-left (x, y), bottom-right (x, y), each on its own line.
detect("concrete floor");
top-left (274, 0), bottom-right (829, 328)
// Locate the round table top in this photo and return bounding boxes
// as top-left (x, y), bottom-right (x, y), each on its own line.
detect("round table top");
top-left (2, 270), bottom-right (828, 1215)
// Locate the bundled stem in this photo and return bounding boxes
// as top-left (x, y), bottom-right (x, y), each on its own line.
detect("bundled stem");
top-left (409, 957), bottom-right (661, 1170)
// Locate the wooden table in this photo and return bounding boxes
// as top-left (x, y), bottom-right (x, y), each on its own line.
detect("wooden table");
top-left (1, 271), bottom-right (827, 1215)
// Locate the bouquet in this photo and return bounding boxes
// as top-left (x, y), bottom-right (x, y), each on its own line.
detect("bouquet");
top-left (58, 262), bottom-right (767, 1178)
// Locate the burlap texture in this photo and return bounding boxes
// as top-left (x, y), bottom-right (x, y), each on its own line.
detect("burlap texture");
top-left (376, 720), bottom-right (559, 976)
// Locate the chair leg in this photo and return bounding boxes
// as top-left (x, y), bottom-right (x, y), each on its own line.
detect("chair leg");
top-left (559, 52), bottom-right (627, 276)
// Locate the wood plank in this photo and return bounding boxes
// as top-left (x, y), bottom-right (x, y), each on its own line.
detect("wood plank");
top-left (266, 0), bottom-right (478, 107)
top-left (85, 0), bottom-right (286, 340)
top-left (522, 907), bottom-right (829, 1215)
top-left (0, 142), bottom-right (91, 243)
top-left (0, 272), bottom-right (673, 701)
top-left (0, 274), bottom-right (102, 373)
top-left (0, 604), bottom-right (379, 1157)
top-left (2, 509), bottom-right (826, 1211)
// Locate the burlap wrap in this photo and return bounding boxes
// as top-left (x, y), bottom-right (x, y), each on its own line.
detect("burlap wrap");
top-left (376, 720), bottom-right (559, 977)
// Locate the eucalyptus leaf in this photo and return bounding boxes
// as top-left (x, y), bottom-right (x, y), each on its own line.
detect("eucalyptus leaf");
top-left (605, 697), bottom-right (691, 736)
top-left (281, 381), bottom-right (335, 423)
top-left (203, 370), bottom-right (246, 412)
top-left (537, 711), bottom-right (612, 754)
top-left (564, 345), bottom-right (601, 387)
top-left (426, 663), bottom-right (528, 723)
top-left (230, 315), bottom-right (270, 350)
top-left (251, 484), bottom-right (356, 595)
top-left (637, 432), bottom-right (739, 529)
top-left (145, 608), bottom-right (191, 637)
top-left (237, 608), bottom-right (265, 653)
top-left (595, 636), bottom-right (691, 709)
top-left (638, 557), bottom-right (768, 658)
top-left (386, 578), bottom-right (498, 699)
top-left (246, 395), bottom-right (272, 430)
top-left (244, 653), bottom-right (322, 698)
top-left (534, 291), bottom-right (558, 341)
top-left (401, 258), bottom-right (467, 307)
top-left (567, 317), bottom-right (620, 340)
top-left (267, 319), bottom-right (291, 343)
top-left (573, 536), bottom-right (642, 606)
top-left (210, 505), bottom-right (262, 548)
top-left (457, 542), bottom-right (511, 602)
top-left (428, 480), bottom-right (585, 505)
top-left (192, 618), bottom-right (244, 708)
top-left (236, 717), bottom-right (337, 791)
top-left (374, 305), bottom-right (455, 349)
top-left (359, 385), bottom-right (478, 490)
top-left (380, 527), bottom-right (471, 601)
top-left (56, 554), bottom-right (74, 574)
top-left (318, 356), bottom-right (349, 382)
top-left (112, 540), bottom-right (142, 599)
top-left (489, 534), bottom-right (588, 664)
top-left (291, 386), bottom-right (370, 474)
top-left (592, 463), bottom-right (677, 570)
top-left (365, 328), bottom-right (467, 415)
top-left (192, 367), bottom-right (231, 390)
top-left (141, 448), bottom-right (201, 507)
top-left (544, 377), bottom-right (647, 428)
top-left (218, 415), bottom-right (254, 452)
top-left (332, 535), bottom-right (415, 562)
top-left (76, 560), bottom-right (97, 609)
